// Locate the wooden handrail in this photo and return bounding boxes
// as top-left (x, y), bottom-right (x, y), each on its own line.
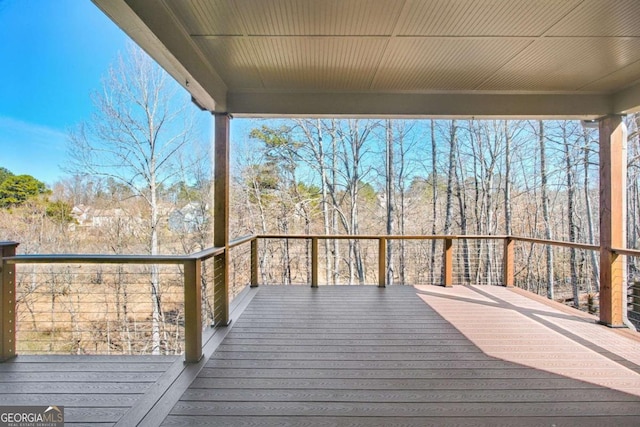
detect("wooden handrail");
top-left (5, 233), bottom-right (631, 364)
top-left (259, 233), bottom-right (604, 249)
top-left (5, 253), bottom-right (194, 264)
top-left (511, 236), bottom-right (599, 251)
top-left (258, 234), bottom-right (508, 240)
top-left (6, 247), bottom-right (229, 265)
top-left (611, 247), bottom-right (640, 257)
top-left (229, 234), bottom-right (256, 249)
top-left (6, 235), bottom-right (604, 267)
top-left (189, 246), bottom-right (225, 261)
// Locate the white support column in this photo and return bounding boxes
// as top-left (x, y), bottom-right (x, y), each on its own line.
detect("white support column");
top-left (599, 115), bottom-right (627, 327)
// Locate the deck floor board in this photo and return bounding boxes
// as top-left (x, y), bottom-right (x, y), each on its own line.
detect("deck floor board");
top-left (163, 285), bottom-right (640, 426)
top-left (0, 354), bottom-right (180, 425)
top-left (3, 284), bottom-right (640, 426)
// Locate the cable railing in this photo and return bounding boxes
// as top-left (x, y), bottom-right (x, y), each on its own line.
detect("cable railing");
top-left (630, 281), bottom-right (640, 328)
top-left (513, 237), bottom-right (600, 314)
top-left (1, 242), bottom-right (225, 362)
top-left (1, 234), bottom-right (637, 362)
top-left (15, 262), bottom-right (185, 355)
top-left (612, 246), bottom-right (640, 328)
top-left (257, 234), bottom-right (509, 287)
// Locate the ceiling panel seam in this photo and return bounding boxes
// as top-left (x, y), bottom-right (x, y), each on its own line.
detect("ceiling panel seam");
top-left (577, 53), bottom-right (640, 93)
top-left (222, 1), bottom-right (266, 90)
top-left (474, 38), bottom-right (538, 91)
top-left (539, 0), bottom-right (587, 37)
top-left (162, 1), bottom-right (216, 60)
top-left (228, 0), bottom-right (248, 37)
top-left (364, 0), bottom-right (407, 90)
top-left (581, 58), bottom-right (640, 92)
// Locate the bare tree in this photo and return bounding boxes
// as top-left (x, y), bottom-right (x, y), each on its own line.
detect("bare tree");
top-left (393, 121), bottom-right (420, 284)
top-left (385, 119), bottom-right (395, 285)
top-left (335, 119), bottom-right (378, 284)
top-left (504, 121), bottom-right (512, 235)
top-left (68, 44), bottom-right (197, 354)
top-left (560, 122), bottom-right (579, 308)
top-left (538, 121), bottom-right (554, 300)
top-left (429, 120), bottom-right (439, 284)
top-left (581, 127), bottom-right (599, 293)
top-left (443, 120), bottom-right (458, 236)
top-left (294, 119), bottom-right (333, 282)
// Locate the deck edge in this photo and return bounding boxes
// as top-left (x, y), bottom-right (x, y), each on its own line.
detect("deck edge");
top-left (127, 285), bottom-right (259, 427)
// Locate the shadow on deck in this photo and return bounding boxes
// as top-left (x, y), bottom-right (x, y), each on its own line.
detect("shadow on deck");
top-left (2, 285), bottom-right (640, 426)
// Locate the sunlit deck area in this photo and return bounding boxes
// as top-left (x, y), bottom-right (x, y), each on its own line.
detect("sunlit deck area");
top-left (2, 284), bottom-right (639, 426)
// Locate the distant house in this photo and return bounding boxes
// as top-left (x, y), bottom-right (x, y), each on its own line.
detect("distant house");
top-left (168, 202), bottom-right (208, 233)
top-left (70, 204), bottom-right (141, 229)
top-left (90, 208), bottom-right (128, 227)
top-left (70, 204), bottom-right (91, 226)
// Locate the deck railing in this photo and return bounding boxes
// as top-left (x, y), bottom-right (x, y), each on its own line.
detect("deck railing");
top-left (0, 242), bottom-right (225, 363)
top-left (256, 234), bottom-right (510, 287)
top-left (2, 235), bottom-right (638, 362)
top-left (613, 246), bottom-right (640, 328)
top-left (630, 281), bottom-right (640, 326)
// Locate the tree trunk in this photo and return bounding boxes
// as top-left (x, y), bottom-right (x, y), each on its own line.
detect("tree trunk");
top-left (430, 120), bottom-right (438, 284)
top-left (454, 132), bottom-right (470, 283)
top-left (562, 124), bottom-right (579, 308)
top-left (539, 121), bottom-right (555, 300)
top-left (318, 120), bottom-right (332, 284)
top-left (444, 120), bottom-right (457, 236)
top-left (331, 120), bottom-right (340, 285)
top-left (296, 118), bottom-right (332, 284)
top-left (150, 154), bottom-right (162, 355)
top-left (504, 121), bottom-right (512, 236)
top-left (443, 120), bottom-right (457, 284)
top-left (386, 119), bottom-right (395, 285)
top-left (583, 128), bottom-right (599, 293)
top-left (397, 122), bottom-right (408, 285)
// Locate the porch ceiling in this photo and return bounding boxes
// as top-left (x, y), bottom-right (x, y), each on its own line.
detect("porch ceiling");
top-left (93, 0), bottom-right (640, 118)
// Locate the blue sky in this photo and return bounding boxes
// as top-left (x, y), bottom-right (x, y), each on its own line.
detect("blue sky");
top-left (0, 0), bottom-right (131, 184)
top-left (0, 0), bottom-right (244, 186)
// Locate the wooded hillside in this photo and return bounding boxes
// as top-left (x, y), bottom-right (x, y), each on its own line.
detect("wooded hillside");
top-left (3, 115), bottom-right (640, 299)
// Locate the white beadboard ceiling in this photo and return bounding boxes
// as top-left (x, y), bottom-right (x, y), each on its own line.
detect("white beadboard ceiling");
top-left (93, 0), bottom-right (640, 118)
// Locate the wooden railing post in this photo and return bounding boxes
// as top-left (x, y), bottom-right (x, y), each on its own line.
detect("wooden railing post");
top-left (183, 259), bottom-right (202, 363)
top-left (311, 237), bottom-right (319, 288)
top-left (250, 238), bottom-right (259, 288)
top-left (599, 115), bottom-right (627, 327)
top-left (379, 237), bottom-right (386, 288)
top-left (443, 238), bottom-right (453, 287)
top-left (503, 237), bottom-right (514, 287)
top-left (1, 242), bottom-right (19, 361)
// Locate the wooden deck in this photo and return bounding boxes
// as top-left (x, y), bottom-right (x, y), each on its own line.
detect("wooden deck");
top-left (2, 285), bottom-right (640, 426)
top-left (0, 354), bottom-right (180, 426)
